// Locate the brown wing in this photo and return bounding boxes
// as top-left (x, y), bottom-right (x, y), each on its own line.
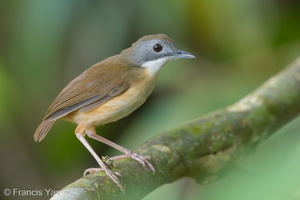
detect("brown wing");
top-left (45, 82), bottom-right (129, 121)
top-left (44, 59), bottom-right (130, 120)
top-left (34, 56), bottom-right (130, 141)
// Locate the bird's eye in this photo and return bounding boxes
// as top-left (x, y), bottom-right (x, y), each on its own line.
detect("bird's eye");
top-left (153, 44), bottom-right (163, 52)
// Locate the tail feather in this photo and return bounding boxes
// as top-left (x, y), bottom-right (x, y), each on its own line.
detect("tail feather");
top-left (34, 120), bottom-right (55, 142)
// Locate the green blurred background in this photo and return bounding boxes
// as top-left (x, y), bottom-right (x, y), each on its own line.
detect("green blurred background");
top-left (1, 0), bottom-right (300, 199)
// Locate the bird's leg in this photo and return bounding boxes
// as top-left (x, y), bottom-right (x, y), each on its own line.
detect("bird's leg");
top-left (75, 125), bottom-right (123, 191)
top-left (86, 127), bottom-right (155, 174)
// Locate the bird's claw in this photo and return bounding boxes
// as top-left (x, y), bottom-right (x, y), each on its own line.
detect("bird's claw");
top-left (83, 167), bottom-right (123, 191)
top-left (112, 152), bottom-right (155, 174)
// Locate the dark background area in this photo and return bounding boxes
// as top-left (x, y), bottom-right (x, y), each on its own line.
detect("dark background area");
top-left (1, 0), bottom-right (300, 199)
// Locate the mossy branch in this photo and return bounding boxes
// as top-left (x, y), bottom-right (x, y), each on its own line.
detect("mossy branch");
top-left (51, 57), bottom-right (300, 200)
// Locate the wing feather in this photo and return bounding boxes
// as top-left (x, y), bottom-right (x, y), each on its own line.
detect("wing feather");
top-left (43, 58), bottom-right (130, 120)
top-left (46, 94), bottom-right (106, 120)
top-left (34, 56), bottom-right (131, 141)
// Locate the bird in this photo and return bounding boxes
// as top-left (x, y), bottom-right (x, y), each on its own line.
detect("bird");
top-left (34, 34), bottom-right (195, 190)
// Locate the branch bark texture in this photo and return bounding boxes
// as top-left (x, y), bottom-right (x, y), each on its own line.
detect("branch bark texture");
top-left (51, 58), bottom-right (300, 200)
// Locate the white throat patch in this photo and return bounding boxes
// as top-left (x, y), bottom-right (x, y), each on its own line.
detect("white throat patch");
top-left (141, 57), bottom-right (170, 73)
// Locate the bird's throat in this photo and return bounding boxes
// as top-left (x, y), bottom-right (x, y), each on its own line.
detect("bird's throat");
top-left (141, 57), bottom-right (170, 73)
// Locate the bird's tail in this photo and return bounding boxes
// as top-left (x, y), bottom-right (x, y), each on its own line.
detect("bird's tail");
top-left (34, 120), bottom-right (55, 142)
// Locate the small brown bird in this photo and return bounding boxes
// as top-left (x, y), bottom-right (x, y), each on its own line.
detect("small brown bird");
top-left (34, 34), bottom-right (195, 190)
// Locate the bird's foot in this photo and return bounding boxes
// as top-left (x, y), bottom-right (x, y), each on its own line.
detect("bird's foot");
top-left (111, 152), bottom-right (155, 174)
top-left (84, 167), bottom-right (123, 191)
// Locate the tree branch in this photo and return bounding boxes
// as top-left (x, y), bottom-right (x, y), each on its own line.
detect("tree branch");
top-left (51, 57), bottom-right (300, 200)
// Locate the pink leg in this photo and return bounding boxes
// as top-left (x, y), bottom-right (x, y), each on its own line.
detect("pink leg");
top-left (86, 127), bottom-right (155, 174)
top-left (75, 125), bottom-right (123, 191)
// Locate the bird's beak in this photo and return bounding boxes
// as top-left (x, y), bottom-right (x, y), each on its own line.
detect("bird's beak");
top-left (172, 50), bottom-right (196, 59)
